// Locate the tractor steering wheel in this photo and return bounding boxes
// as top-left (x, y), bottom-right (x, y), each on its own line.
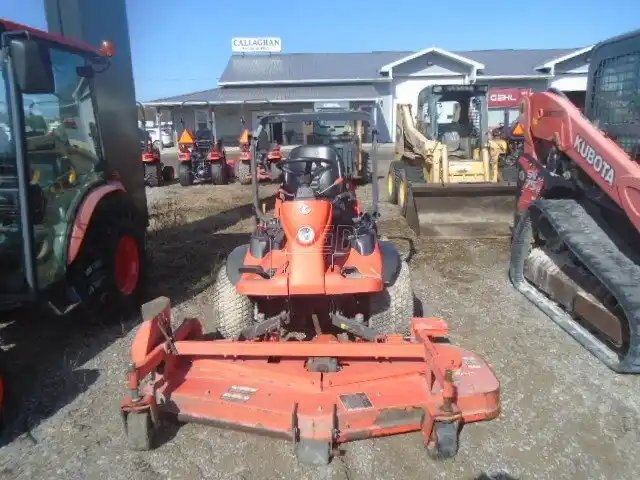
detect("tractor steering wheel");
top-left (278, 157), bottom-right (336, 187)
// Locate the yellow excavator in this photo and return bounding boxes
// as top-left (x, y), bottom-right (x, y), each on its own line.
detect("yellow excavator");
top-left (388, 84), bottom-right (517, 238)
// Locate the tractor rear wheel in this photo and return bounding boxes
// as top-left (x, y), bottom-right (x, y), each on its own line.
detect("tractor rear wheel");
top-left (71, 195), bottom-right (145, 323)
top-left (270, 162), bottom-right (282, 183)
top-left (179, 162), bottom-right (193, 186)
top-left (368, 261), bottom-right (413, 335)
top-left (211, 162), bottom-right (225, 185)
top-left (144, 163), bottom-right (161, 187)
top-left (210, 265), bottom-right (254, 339)
top-left (237, 161), bottom-right (251, 185)
top-left (161, 165), bottom-right (174, 183)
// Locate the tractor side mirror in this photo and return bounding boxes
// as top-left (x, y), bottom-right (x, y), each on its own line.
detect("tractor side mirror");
top-left (10, 39), bottom-right (54, 94)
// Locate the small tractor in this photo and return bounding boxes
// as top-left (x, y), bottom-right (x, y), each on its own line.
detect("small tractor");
top-left (177, 127), bottom-right (229, 186)
top-left (137, 103), bottom-right (173, 187)
top-left (510, 29), bottom-right (640, 373)
top-left (121, 112), bottom-right (501, 465)
top-left (389, 84), bottom-right (517, 238)
top-left (235, 119), bottom-right (284, 185)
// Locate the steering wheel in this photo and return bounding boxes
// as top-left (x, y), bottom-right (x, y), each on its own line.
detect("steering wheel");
top-left (278, 156), bottom-right (337, 186)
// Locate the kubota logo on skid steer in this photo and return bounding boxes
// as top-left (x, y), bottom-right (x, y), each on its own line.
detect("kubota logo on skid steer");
top-left (574, 135), bottom-right (615, 186)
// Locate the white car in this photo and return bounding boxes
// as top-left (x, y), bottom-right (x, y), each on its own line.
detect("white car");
top-left (146, 127), bottom-right (174, 148)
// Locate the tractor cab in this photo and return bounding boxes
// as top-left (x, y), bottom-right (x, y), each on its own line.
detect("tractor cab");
top-left (0, 20), bottom-right (115, 306)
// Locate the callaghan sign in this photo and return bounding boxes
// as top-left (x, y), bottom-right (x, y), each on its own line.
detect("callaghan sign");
top-left (232, 37), bottom-right (282, 53)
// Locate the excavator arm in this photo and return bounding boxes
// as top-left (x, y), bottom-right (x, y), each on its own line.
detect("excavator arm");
top-left (520, 91), bottom-right (640, 232)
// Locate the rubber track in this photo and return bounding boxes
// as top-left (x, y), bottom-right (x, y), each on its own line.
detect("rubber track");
top-left (510, 198), bottom-right (640, 372)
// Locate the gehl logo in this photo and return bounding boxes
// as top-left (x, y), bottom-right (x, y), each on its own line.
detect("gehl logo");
top-left (574, 135), bottom-right (615, 186)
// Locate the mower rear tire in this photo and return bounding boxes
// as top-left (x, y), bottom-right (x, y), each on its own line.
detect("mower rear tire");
top-left (179, 162), bottom-right (193, 186)
top-left (125, 411), bottom-right (155, 451)
top-left (211, 265), bottom-right (254, 339)
top-left (211, 163), bottom-right (226, 185)
top-left (237, 161), bottom-right (251, 185)
top-left (368, 260), bottom-right (413, 335)
top-left (426, 421), bottom-right (459, 460)
top-left (144, 163), bottom-right (161, 188)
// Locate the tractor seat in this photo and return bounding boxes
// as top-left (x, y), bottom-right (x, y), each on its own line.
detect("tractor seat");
top-left (284, 145), bottom-right (344, 198)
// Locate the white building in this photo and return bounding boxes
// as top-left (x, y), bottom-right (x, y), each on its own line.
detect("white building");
top-left (144, 45), bottom-right (592, 143)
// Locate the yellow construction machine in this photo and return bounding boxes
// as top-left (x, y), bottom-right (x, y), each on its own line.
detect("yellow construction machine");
top-left (388, 84), bottom-right (517, 238)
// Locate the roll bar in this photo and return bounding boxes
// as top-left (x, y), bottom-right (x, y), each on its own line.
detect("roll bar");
top-left (250, 110), bottom-right (379, 223)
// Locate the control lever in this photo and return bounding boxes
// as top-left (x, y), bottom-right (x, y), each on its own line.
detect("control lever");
top-left (316, 177), bottom-right (344, 196)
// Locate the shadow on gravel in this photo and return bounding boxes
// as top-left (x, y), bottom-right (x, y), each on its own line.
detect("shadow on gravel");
top-left (475, 472), bottom-right (519, 480)
top-left (0, 198), bottom-right (267, 447)
top-left (144, 195), bottom-right (274, 305)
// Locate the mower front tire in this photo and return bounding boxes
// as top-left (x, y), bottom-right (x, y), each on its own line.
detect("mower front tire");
top-left (211, 265), bottom-right (253, 339)
top-left (179, 162), bottom-right (193, 186)
top-left (125, 411), bottom-right (155, 451)
top-left (368, 260), bottom-right (413, 335)
top-left (211, 162), bottom-right (226, 185)
top-left (426, 421), bottom-right (459, 460)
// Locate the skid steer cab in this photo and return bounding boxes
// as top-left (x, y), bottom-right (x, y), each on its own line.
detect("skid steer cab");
top-left (0, 20), bottom-right (146, 318)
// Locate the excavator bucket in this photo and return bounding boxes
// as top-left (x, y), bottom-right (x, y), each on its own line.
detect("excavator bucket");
top-left (404, 182), bottom-right (517, 238)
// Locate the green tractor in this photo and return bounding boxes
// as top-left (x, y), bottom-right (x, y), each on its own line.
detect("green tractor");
top-left (0, 20), bottom-right (146, 318)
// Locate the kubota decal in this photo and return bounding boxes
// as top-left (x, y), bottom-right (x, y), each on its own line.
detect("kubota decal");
top-left (574, 135), bottom-right (615, 186)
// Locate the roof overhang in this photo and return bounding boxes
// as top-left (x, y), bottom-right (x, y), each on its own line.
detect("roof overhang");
top-left (218, 78), bottom-right (390, 87)
top-left (379, 47), bottom-right (485, 77)
top-left (142, 97), bottom-right (380, 108)
top-left (476, 74), bottom-right (553, 80)
top-left (534, 46), bottom-right (594, 74)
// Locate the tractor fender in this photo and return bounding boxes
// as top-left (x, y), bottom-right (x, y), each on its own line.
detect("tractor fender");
top-left (225, 244), bottom-right (249, 285)
top-left (379, 241), bottom-right (401, 286)
top-left (67, 181), bottom-right (126, 265)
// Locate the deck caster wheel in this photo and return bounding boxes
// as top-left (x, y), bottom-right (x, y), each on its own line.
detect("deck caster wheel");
top-left (426, 421), bottom-right (459, 460)
top-left (125, 411), bottom-right (155, 451)
top-left (295, 439), bottom-right (332, 465)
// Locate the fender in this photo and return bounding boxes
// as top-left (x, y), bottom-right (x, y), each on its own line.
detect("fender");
top-left (67, 181), bottom-right (126, 265)
top-left (379, 241), bottom-right (401, 286)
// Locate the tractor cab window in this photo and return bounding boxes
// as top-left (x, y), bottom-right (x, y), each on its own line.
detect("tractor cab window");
top-left (313, 120), bottom-right (355, 143)
top-left (21, 46), bottom-right (104, 291)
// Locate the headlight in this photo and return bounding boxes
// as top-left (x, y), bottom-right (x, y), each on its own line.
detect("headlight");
top-left (296, 226), bottom-right (315, 244)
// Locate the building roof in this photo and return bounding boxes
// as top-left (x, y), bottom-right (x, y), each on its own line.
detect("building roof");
top-left (148, 83), bottom-right (381, 105)
top-left (218, 51), bottom-right (410, 85)
top-left (218, 48), bottom-right (580, 85)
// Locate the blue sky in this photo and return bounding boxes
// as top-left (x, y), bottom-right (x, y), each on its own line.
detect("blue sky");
top-left (2, 0), bottom-right (639, 101)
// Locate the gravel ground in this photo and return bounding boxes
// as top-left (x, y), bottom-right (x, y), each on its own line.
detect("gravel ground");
top-left (1, 150), bottom-right (639, 480)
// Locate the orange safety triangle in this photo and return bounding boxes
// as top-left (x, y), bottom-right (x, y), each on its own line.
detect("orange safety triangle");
top-left (239, 129), bottom-right (251, 144)
top-left (179, 129), bottom-right (195, 144)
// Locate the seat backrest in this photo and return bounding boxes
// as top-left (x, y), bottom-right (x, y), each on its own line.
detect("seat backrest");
top-left (284, 145), bottom-right (344, 198)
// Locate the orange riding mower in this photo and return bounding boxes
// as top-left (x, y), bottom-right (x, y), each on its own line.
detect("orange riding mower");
top-left (234, 128), bottom-right (284, 185)
top-left (177, 128), bottom-right (230, 186)
top-left (121, 114), bottom-right (500, 465)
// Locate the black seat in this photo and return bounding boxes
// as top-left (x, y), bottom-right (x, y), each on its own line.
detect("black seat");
top-left (284, 145), bottom-right (344, 198)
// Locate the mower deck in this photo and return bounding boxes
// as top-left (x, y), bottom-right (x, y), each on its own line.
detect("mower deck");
top-left (122, 298), bottom-right (500, 464)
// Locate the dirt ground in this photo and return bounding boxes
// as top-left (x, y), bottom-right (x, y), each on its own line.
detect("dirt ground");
top-left (1, 152), bottom-right (640, 479)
